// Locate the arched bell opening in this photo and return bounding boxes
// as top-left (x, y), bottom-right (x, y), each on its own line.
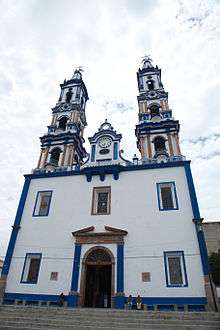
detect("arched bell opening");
top-left (79, 246), bottom-right (115, 308)
top-left (58, 116), bottom-right (68, 131)
top-left (65, 88), bottom-right (73, 103)
top-left (153, 136), bottom-right (167, 154)
top-left (147, 79), bottom-right (155, 91)
top-left (49, 147), bottom-right (62, 166)
top-left (149, 105), bottom-right (160, 118)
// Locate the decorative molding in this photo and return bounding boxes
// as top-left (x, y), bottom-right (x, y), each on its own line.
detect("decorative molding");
top-left (72, 226), bottom-right (95, 235)
top-left (72, 226), bottom-right (127, 245)
top-left (105, 226), bottom-right (128, 235)
top-left (28, 160), bottom-right (191, 180)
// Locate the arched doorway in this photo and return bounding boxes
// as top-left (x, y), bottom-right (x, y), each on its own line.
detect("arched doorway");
top-left (80, 247), bottom-right (115, 308)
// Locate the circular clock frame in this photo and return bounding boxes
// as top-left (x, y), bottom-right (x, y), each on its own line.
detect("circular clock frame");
top-left (98, 136), bottom-right (112, 148)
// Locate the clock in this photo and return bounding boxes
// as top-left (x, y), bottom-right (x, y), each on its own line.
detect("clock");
top-left (98, 136), bottom-right (112, 148)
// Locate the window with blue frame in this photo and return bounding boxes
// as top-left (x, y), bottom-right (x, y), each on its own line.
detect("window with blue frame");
top-left (157, 182), bottom-right (178, 211)
top-left (21, 253), bottom-right (42, 284)
top-left (33, 191), bottom-right (52, 216)
top-left (164, 251), bottom-right (188, 287)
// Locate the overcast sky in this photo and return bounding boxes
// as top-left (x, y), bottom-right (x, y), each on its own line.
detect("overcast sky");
top-left (0, 0), bottom-right (220, 257)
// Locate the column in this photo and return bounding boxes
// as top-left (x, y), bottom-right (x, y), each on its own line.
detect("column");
top-left (37, 150), bottom-right (43, 168)
top-left (61, 145), bottom-right (67, 166)
top-left (67, 244), bottom-right (82, 307)
top-left (115, 244), bottom-right (125, 309)
top-left (147, 135), bottom-right (152, 158)
top-left (167, 133), bottom-right (174, 156)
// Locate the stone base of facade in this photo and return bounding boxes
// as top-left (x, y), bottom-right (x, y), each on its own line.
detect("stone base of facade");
top-left (2, 292), bottom-right (209, 312)
top-left (204, 275), bottom-right (220, 312)
top-left (67, 291), bottom-right (79, 307)
top-left (115, 292), bottom-right (125, 309)
top-left (0, 275), bottom-right (7, 300)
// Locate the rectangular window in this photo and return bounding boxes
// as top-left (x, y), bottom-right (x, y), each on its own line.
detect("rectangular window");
top-left (157, 182), bottom-right (178, 211)
top-left (21, 253), bottom-right (42, 284)
top-left (33, 191), bottom-right (52, 217)
top-left (164, 251), bottom-right (188, 287)
top-left (92, 186), bottom-right (111, 215)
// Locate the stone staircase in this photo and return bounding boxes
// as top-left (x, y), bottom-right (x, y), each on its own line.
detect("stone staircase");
top-left (0, 305), bottom-right (219, 330)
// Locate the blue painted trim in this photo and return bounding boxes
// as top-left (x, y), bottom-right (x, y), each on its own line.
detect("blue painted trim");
top-left (70, 244), bottom-right (81, 292)
top-left (3, 292), bottom-right (207, 306)
top-left (156, 181), bottom-right (179, 211)
top-left (117, 244), bottom-right (124, 293)
top-left (4, 292), bottom-right (59, 302)
top-left (20, 253), bottom-right (42, 284)
top-left (91, 145), bottom-right (96, 162)
top-left (164, 251), bottom-right (188, 287)
top-left (2, 176), bottom-right (31, 275)
top-left (27, 160), bottom-right (190, 180)
top-left (115, 295), bottom-right (125, 309)
top-left (127, 296), bottom-right (207, 305)
top-left (113, 142), bottom-right (118, 160)
top-left (184, 162), bottom-right (210, 275)
top-left (32, 190), bottom-right (53, 217)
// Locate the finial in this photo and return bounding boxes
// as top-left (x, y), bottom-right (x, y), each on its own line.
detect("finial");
top-left (75, 66), bottom-right (84, 72)
top-left (141, 55), bottom-right (154, 69)
top-left (72, 66), bottom-right (84, 79)
top-left (142, 55), bottom-right (152, 64)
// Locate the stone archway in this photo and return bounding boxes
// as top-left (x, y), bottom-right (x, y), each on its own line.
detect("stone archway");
top-left (79, 246), bottom-right (115, 308)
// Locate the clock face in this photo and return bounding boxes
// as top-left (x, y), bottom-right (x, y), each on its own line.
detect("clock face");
top-left (98, 136), bottom-right (112, 148)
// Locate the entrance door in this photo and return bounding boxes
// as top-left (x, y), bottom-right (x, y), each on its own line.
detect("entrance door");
top-left (84, 264), bottom-right (111, 308)
top-left (83, 248), bottom-right (113, 308)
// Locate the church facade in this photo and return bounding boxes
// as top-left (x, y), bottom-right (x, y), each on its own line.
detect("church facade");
top-left (0, 59), bottom-right (218, 311)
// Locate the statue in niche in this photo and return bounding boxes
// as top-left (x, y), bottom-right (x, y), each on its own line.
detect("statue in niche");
top-left (66, 88), bottom-right (73, 103)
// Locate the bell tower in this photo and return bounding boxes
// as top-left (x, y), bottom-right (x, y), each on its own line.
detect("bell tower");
top-left (36, 68), bottom-right (89, 172)
top-left (135, 57), bottom-right (183, 163)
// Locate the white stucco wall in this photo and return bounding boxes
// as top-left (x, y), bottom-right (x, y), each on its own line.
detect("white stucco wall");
top-left (5, 165), bottom-right (205, 298)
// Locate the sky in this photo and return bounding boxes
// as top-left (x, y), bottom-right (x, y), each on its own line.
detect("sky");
top-left (0, 0), bottom-right (220, 257)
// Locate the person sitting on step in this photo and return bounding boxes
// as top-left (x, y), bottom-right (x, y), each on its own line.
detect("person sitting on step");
top-left (127, 294), bottom-right (133, 310)
top-left (136, 295), bottom-right (142, 310)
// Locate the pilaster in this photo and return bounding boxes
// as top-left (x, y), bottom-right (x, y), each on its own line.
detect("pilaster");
top-left (167, 133), bottom-right (174, 156)
top-left (116, 244), bottom-right (125, 309)
top-left (68, 244), bottom-right (82, 307)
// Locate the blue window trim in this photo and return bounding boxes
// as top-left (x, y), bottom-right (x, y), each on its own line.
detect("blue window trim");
top-left (113, 142), bottom-right (118, 160)
top-left (156, 181), bottom-right (179, 211)
top-left (91, 145), bottom-right (96, 162)
top-left (32, 190), bottom-right (53, 217)
top-left (20, 253), bottom-right (42, 284)
top-left (164, 251), bottom-right (188, 287)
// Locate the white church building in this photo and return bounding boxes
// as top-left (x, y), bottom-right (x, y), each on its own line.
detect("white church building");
top-left (0, 58), bottom-right (218, 311)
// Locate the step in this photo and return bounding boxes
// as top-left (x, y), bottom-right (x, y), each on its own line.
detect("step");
top-left (0, 314), bottom-right (220, 326)
top-left (0, 306), bottom-right (219, 319)
top-left (0, 312), bottom-right (220, 324)
top-left (1, 321), bottom-right (220, 330)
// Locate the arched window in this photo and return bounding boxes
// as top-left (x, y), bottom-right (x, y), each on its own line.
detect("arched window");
top-left (150, 105), bottom-right (160, 118)
top-left (154, 136), bottom-right (166, 153)
top-left (58, 117), bottom-right (68, 131)
top-left (50, 148), bottom-right (62, 166)
top-left (65, 88), bottom-right (73, 103)
top-left (147, 79), bottom-right (155, 91)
